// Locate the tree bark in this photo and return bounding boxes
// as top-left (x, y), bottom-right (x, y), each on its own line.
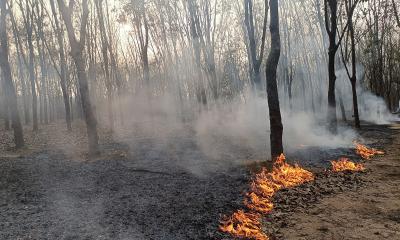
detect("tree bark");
top-left (325, 0), bottom-right (338, 133)
top-left (265, 0), bottom-right (283, 160)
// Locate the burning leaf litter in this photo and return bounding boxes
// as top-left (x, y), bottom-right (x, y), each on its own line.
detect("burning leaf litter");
top-left (353, 141), bottom-right (385, 159)
top-left (219, 154), bottom-right (314, 240)
top-left (219, 210), bottom-right (269, 240)
top-left (220, 143), bottom-right (386, 239)
top-left (245, 154), bottom-right (314, 213)
top-left (331, 157), bottom-right (365, 172)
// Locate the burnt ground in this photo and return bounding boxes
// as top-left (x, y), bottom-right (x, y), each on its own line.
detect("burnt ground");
top-left (0, 121), bottom-right (397, 240)
top-left (0, 122), bottom-right (250, 240)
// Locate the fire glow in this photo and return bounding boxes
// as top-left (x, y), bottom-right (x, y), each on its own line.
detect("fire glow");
top-left (219, 154), bottom-right (314, 239)
top-left (354, 141), bottom-right (384, 160)
top-left (245, 154), bottom-right (314, 213)
top-left (331, 157), bottom-right (365, 172)
top-left (219, 210), bottom-right (268, 240)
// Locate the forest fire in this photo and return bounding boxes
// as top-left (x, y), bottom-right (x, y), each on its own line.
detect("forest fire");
top-left (353, 142), bottom-right (384, 159)
top-left (219, 210), bottom-right (269, 240)
top-left (220, 154), bottom-right (314, 239)
top-left (245, 154), bottom-right (314, 212)
top-left (331, 158), bottom-right (365, 172)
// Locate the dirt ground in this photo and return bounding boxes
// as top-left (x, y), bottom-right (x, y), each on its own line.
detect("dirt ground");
top-left (0, 122), bottom-right (244, 240)
top-left (278, 123), bottom-right (400, 240)
top-left (1, 121), bottom-right (399, 240)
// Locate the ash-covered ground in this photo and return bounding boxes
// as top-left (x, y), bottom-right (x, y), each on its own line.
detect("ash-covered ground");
top-left (0, 121), bottom-right (394, 240)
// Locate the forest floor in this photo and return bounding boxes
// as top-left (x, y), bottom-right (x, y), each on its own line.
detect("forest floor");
top-left (274, 123), bottom-right (400, 240)
top-left (0, 120), bottom-right (250, 240)
top-left (0, 120), bottom-right (399, 240)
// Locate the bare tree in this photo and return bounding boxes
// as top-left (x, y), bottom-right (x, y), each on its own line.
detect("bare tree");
top-left (342, 0), bottom-right (360, 128)
top-left (266, 0), bottom-right (283, 160)
top-left (57, 0), bottom-right (99, 155)
top-left (49, 0), bottom-right (72, 131)
top-left (95, 0), bottom-right (114, 131)
top-left (324, 0), bottom-right (348, 133)
top-left (244, 0), bottom-right (268, 90)
top-left (18, 0), bottom-right (39, 131)
top-left (0, 0), bottom-right (25, 148)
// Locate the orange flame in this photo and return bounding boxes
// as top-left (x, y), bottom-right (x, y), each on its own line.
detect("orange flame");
top-left (331, 157), bottom-right (365, 172)
top-left (245, 154), bottom-right (314, 213)
top-left (353, 141), bottom-right (384, 160)
top-left (219, 210), bottom-right (269, 240)
top-left (220, 154), bottom-right (314, 239)
top-left (244, 192), bottom-right (274, 214)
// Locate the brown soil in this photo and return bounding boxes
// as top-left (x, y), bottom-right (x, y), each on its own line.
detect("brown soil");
top-left (279, 123), bottom-right (400, 240)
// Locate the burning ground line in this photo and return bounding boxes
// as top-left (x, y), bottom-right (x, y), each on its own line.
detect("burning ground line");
top-left (353, 141), bottom-right (385, 160)
top-left (329, 142), bottom-right (385, 173)
top-left (331, 157), bottom-right (365, 172)
top-left (219, 147), bottom-right (382, 240)
top-left (219, 154), bottom-right (314, 240)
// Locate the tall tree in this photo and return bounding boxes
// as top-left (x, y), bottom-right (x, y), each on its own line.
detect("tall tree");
top-left (95, 0), bottom-right (114, 131)
top-left (8, 2), bottom-right (30, 125)
top-left (265, 0), bottom-right (283, 160)
top-left (244, 0), bottom-right (268, 90)
top-left (0, 0), bottom-right (25, 148)
top-left (188, 0), bottom-right (207, 105)
top-left (324, 0), bottom-right (348, 133)
top-left (343, 0), bottom-right (360, 128)
top-left (49, 0), bottom-right (72, 131)
top-left (57, 0), bottom-right (99, 155)
top-left (19, 0), bottom-right (39, 131)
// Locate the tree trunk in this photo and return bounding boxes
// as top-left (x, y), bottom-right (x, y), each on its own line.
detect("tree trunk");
top-left (25, 7), bottom-right (38, 131)
top-left (266, 0), bottom-right (283, 160)
top-left (58, 0), bottom-right (99, 155)
top-left (244, 0), bottom-right (268, 91)
top-left (49, 0), bottom-right (72, 131)
top-left (348, 0), bottom-right (360, 128)
top-left (188, 0), bottom-right (207, 106)
top-left (325, 0), bottom-right (338, 134)
top-left (0, 81), bottom-right (10, 130)
top-left (0, 0), bottom-right (24, 148)
top-left (95, 0), bottom-right (114, 131)
top-left (337, 88), bottom-right (347, 121)
top-left (74, 53), bottom-right (99, 155)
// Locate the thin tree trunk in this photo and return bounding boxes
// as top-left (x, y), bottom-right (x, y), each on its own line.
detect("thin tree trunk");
top-left (266, 0), bottom-right (283, 160)
top-left (325, 0), bottom-right (339, 133)
top-left (24, 3), bottom-right (39, 131)
top-left (0, 0), bottom-right (24, 148)
top-left (95, 0), bottom-right (114, 131)
top-left (244, 0), bottom-right (268, 91)
top-left (0, 81), bottom-right (10, 130)
top-left (348, 0), bottom-right (360, 128)
top-left (58, 0), bottom-right (99, 155)
top-left (49, 0), bottom-right (72, 131)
